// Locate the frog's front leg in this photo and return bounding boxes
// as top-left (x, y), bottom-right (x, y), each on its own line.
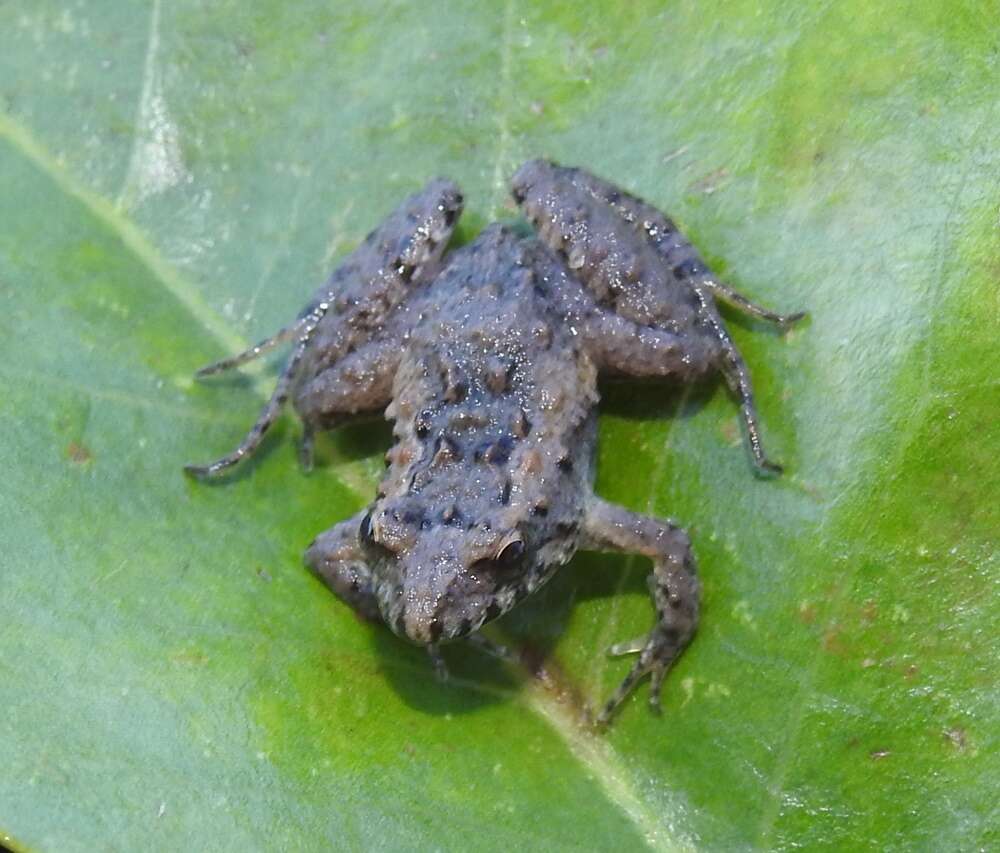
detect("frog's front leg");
top-left (305, 509), bottom-right (382, 622)
top-left (580, 497), bottom-right (700, 726)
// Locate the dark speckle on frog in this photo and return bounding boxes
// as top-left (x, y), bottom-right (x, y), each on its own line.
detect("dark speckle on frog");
top-left (186, 160), bottom-right (805, 725)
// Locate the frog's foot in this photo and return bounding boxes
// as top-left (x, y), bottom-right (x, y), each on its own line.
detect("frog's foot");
top-left (598, 622), bottom-right (694, 726)
top-left (581, 497), bottom-right (700, 726)
top-left (689, 286), bottom-right (787, 477)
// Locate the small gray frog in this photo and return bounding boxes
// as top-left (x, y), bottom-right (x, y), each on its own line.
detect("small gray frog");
top-left (187, 160), bottom-right (804, 724)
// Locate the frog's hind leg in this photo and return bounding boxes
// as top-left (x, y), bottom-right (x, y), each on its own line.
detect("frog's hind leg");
top-left (184, 348), bottom-right (304, 477)
top-left (186, 284), bottom-right (346, 477)
top-left (185, 312), bottom-right (327, 477)
top-left (581, 497), bottom-right (700, 726)
top-left (691, 288), bottom-right (784, 476)
top-left (195, 319), bottom-right (306, 377)
top-left (514, 163), bottom-right (799, 476)
top-left (702, 279), bottom-right (805, 327)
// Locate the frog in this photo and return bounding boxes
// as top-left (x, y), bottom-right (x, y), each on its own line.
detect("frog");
top-left (186, 160), bottom-right (804, 724)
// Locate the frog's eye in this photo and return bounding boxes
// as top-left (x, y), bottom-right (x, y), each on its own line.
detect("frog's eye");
top-left (494, 538), bottom-right (525, 569)
top-left (471, 536), bottom-right (526, 577)
top-left (359, 512), bottom-right (375, 545)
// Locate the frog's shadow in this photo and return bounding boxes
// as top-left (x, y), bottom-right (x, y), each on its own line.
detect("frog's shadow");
top-left (369, 625), bottom-right (523, 717)
top-left (597, 373), bottom-right (718, 423)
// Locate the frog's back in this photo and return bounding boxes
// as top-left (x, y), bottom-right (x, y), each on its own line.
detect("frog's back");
top-left (381, 225), bottom-right (597, 570)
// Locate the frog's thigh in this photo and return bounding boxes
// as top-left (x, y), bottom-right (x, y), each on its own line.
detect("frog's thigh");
top-left (583, 308), bottom-right (719, 382)
top-left (296, 344), bottom-right (401, 429)
top-left (305, 510), bottom-right (381, 622)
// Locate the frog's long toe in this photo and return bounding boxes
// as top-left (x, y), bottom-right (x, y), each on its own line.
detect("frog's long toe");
top-left (607, 635), bottom-right (646, 656)
top-left (598, 624), bottom-right (692, 724)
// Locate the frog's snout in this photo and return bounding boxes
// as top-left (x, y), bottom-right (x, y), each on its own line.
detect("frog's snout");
top-left (391, 564), bottom-right (495, 647)
top-left (400, 607), bottom-right (442, 646)
top-left (395, 588), bottom-right (467, 646)
top-left (510, 158), bottom-right (555, 205)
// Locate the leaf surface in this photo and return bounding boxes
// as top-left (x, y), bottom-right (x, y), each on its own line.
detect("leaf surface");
top-left (1, 2), bottom-right (997, 850)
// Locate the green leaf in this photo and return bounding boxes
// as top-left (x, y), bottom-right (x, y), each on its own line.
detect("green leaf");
top-left (1, 1), bottom-right (996, 850)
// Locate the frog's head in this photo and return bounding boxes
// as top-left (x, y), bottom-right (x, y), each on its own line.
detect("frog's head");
top-left (359, 497), bottom-right (533, 646)
top-left (390, 178), bottom-right (465, 275)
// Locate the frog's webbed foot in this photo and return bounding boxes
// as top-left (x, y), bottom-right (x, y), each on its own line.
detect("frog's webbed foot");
top-left (599, 618), bottom-right (690, 725)
top-left (581, 497), bottom-right (700, 726)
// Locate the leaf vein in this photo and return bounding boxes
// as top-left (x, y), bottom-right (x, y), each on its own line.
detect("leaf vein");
top-left (489, 0), bottom-right (516, 217)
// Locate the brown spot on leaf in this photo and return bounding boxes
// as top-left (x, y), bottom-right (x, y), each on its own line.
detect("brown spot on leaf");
top-left (797, 601), bottom-right (816, 624)
top-left (66, 441), bottom-right (92, 464)
top-left (944, 727), bottom-right (968, 751)
top-left (688, 167), bottom-right (729, 195)
top-left (516, 642), bottom-right (591, 724)
top-left (822, 625), bottom-right (846, 655)
top-left (720, 418), bottom-right (740, 447)
top-left (170, 648), bottom-right (208, 667)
